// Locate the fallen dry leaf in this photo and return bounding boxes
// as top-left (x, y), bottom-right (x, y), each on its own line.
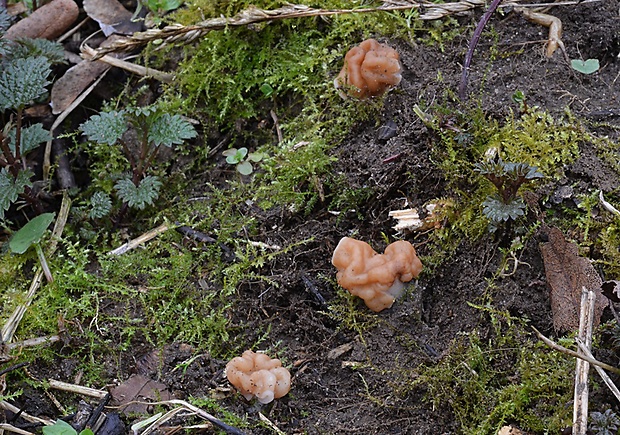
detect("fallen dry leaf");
top-left (109, 374), bottom-right (172, 415)
top-left (540, 226), bottom-right (607, 332)
top-left (51, 35), bottom-right (128, 114)
top-left (3, 0), bottom-right (79, 40)
top-left (83, 0), bottom-right (143, 36)
top-left (51, 60), bottom-right (111, 114)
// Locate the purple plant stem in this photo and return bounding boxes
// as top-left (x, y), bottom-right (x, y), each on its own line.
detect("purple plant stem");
top-left (458, 0), bottom-right (504, 100)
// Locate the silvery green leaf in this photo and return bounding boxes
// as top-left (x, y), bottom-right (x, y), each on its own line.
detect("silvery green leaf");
top-left (0, 56), bottom-right (51, 110)
top-left (236, 160), bottom-right (253, 175)
top-left (9, 38), bottom-right (65, 64)
top-left (7, 123), bottom-right (51, 155)
top-left (0, 167), bottom-right (33, 221)
top-left (80, 111), bottom-right (127, 145)
top-left (114, 175), bottom-right (162, 210)
top-left (89, 191), bottom-right (112, 219)
top-left (482, 195), bottom-right (525, 222)
top-left (0, 8), bottom-right (13, 32)
top-left (148, 113), bottom-right (197, 147)
top-left (570, 59), bottom-right (599, 75)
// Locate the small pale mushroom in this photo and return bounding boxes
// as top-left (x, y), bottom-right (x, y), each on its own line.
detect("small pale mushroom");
top-left (332, 237), bottom-right (423, 312)
top-left (225, 350), bottom-right (291, 404)
top-left (334, 39), bottom-right (402, 99)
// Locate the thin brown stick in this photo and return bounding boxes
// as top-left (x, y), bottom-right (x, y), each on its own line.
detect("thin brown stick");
top-left (81, 44), bottom-right (174, 83)
top-left (6, 335), bottom-right (59, 350)
top-left (577, 339), bottom-right (620, 404)
top-left (532, 326), bottom-right (620, 375)
top-left (48, 379), bottom-right (108, 399)
top-left (573, 287), bottom-right (595, 435)
top-left (108, 222), bottom-right (171, 255)
top-left (0, 401), bottom-right (54, 426)
top-left (0, 423), bottom-right (35, 435)
top-left (44, 69), bottom-right (110, 180)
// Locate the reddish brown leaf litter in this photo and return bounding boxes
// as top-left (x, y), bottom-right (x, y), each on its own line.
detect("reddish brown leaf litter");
top-left (3, 0), bottom-right (78, 40)
top-left (540, 226), bottom-right (607, 333)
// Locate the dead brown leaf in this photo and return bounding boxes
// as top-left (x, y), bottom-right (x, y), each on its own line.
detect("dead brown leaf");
top-left (540, 226), bottom-right (607, 332)
top-left (3, 0), bottom-right (79, 40)
top-left (51, 60), bottom-right (111, 114)
top-left (83, 0), bottom-right (143, 36)
top-left (109, 374), bottom-right (172, 415)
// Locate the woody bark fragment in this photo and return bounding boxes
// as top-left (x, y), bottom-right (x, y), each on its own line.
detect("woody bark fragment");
top-left (540, 226), bottom-right (607, 333)
top-left (3, 0), bottom-right (78, 40)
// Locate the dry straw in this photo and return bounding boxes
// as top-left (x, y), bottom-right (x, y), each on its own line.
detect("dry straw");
top-left (86, 0), bottom-right (598, 59)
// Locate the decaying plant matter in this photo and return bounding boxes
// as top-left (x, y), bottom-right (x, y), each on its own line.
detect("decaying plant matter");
top-left (85, 0), bottom-right (587, 59)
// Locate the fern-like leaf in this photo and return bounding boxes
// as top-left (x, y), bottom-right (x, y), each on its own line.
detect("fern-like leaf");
top-left (89, 191), bottom-right (112, 219)
top-left (148, 113), bottom-right (197, 147)
top-left (0, 8), bottom-right (12, 32)
top-left (0, 56), bottom-right (51, 110)
top-left (114, 175), bottom-right (162, 210)
top-left (0, 167), bottom-right (33, 220)
top-left (482, 195), bottom-right (525, 223)
top-left (8, 123), bottom-right (50, 155)
top-left (80, 111), bottom-right (127, 146)
top-left (8, 38), bottom-right (65, 65)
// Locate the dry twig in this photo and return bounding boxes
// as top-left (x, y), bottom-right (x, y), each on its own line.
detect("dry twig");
top-left (48, 379), bottom-right (108, 399)
top-left (0, 401), bottom-right (54, 426)
top-left (108, 222), bottom-right (171, 255)
top-left (0, 423), bottom-right (34, 435)
top-left (85, 0), bottom-right (594, 59)
top-left (573, 287), bottom-right (595, 435)
top-left (577, 339), bottom-right (620, 403)
top-left (532, 327), bottom-right (620, 375)
top-left (80, 44), bottom-right (174, 82)
top-left (122, 399), bottom-right (246, 435)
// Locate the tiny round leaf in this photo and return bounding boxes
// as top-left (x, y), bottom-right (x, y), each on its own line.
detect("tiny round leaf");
top-left (237, 161), bottom-right (253, 175)
top-left (570, 59), bottom-right (600, 75)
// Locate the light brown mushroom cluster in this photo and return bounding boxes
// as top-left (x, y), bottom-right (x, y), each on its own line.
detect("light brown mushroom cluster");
top-left (334, 39), bottom-right (402, 99)
top-left (331, 237), bottom-right (423, 312)
top-left (225, 350), bottom-right (291, 404)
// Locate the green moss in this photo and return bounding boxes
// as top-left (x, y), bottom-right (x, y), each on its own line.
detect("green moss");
top-left (325, 284), bottom-right (381, 342)
top-left (489, 110), bottom-right (582, 178)
top-left (418, 309), bottom-right (573, 433)
top-left (254, 139), bottom-right (336, 212)
top-left (418, 105), bottom-right (586, 268)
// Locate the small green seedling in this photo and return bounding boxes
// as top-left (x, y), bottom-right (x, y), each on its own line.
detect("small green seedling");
top-left (571, 59), bottom-right (600, 75)
top-left (42, 420), bottom-right (94, 435)
top-left (222, 147), bottom-right (266, 175)
top-left (9, 212), bottom-right (55, 282)
top-left (0, 49), bottom-right (59, 219)
top-left (475, 159), bottom-right (543, 230)
top-left (511, 90), bottom-right (531, 113)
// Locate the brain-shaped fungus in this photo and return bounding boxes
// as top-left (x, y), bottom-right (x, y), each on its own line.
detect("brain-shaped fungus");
top-left (334, 39), bottom-right (402, 99)
top-left (332, 237), bottom-right (423, 312)
top-left (226, 350), bottom-right (291, 404)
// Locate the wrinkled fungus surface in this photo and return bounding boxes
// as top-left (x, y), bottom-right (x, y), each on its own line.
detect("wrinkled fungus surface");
top-left (334, 38), bottom-right (402, 99)
top-left (226, 350), bottom-right (291, 404)
top-left (332, 237), bottom-right (423, 312)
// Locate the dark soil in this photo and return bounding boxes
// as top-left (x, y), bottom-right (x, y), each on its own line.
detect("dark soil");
top-left (4, 0), bottom-right (620, 433)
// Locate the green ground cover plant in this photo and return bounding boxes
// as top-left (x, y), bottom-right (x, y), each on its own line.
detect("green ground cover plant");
top-left (418, 309), bottom-right (574, 433)
top-left (0, 35), bottom-right (64, 220)
top-left (80, 104), bottom-right (197, 218)
top-left (3, 0), bottom-right (620, 432)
